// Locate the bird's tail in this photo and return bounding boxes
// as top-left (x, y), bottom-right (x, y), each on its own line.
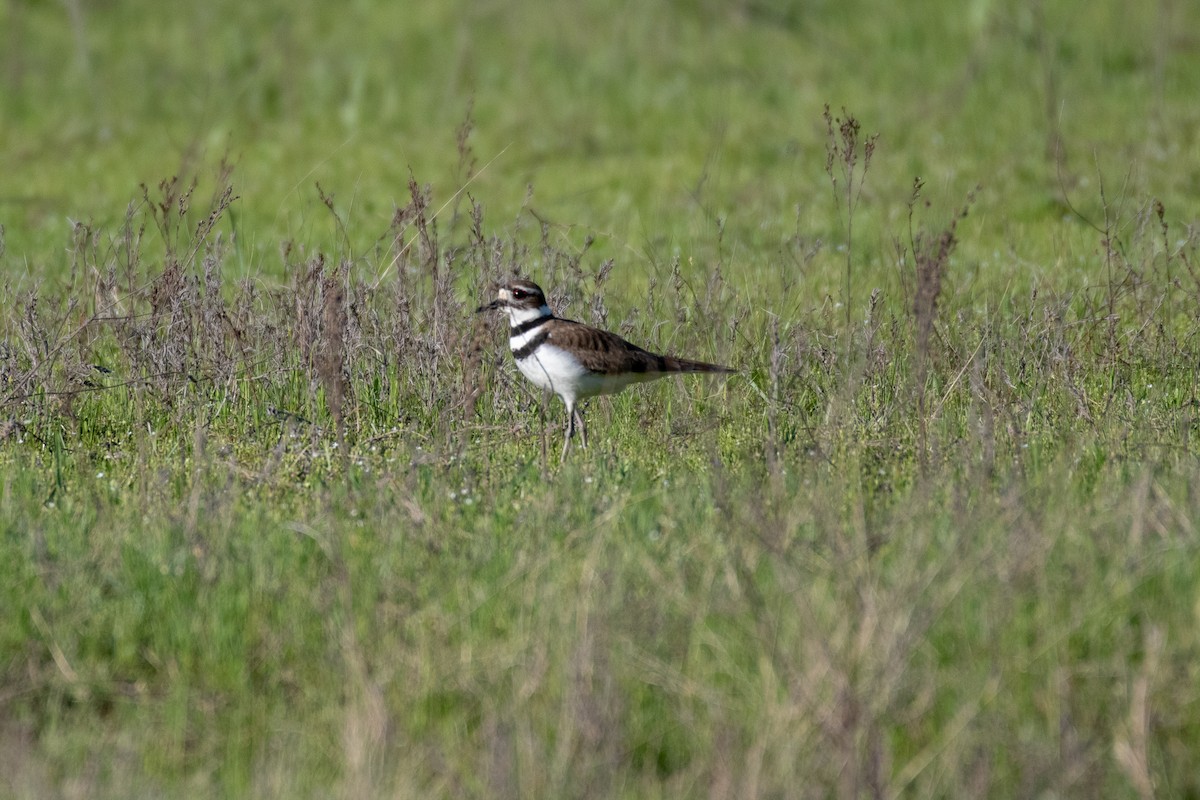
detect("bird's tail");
top-left (664, 356), bottom-right (736, 374)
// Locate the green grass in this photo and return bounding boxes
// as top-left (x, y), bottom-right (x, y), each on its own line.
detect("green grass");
top-left (3, 0), bottom-right (1200, 797)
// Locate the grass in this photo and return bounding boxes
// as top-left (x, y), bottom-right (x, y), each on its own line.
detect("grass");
top-left (3, 0), bottom-right (1200, 797)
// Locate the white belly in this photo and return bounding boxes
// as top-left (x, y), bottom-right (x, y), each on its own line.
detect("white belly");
top-left (515, 344), bottom-right (650, 404)
top-left (516, 344), bottom-right (590, 402)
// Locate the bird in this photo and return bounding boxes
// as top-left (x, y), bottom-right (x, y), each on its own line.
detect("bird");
top-left (477, 278), bottom-right (734, 459)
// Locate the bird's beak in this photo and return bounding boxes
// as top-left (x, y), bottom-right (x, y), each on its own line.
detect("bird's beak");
top-left (476, 299), bottom-right (502, 313)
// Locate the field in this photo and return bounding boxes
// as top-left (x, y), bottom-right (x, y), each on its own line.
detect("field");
top-left (3, 0), bottom-right (1200, 797)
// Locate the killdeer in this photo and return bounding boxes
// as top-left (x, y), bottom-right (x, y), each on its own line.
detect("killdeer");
top-left (477, 278), bottom-right (734, 459)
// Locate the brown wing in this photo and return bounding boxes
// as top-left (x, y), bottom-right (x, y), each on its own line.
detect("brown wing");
top-left (547, 319), bottom-right (734, 375)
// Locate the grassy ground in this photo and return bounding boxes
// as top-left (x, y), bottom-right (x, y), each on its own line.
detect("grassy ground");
top-left (3, 0), bottom-right (1200, 797)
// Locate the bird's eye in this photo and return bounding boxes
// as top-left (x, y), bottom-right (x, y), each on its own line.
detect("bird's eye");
top-left (512, 288), bottom-right (526, 298)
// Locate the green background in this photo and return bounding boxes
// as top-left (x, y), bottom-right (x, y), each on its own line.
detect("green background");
top-left (3, 0), bottom-right (1200, 797)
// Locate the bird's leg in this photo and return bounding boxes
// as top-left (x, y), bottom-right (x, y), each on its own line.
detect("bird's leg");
top-left (561, 403), bottom-right (576, 461)
top-left (575, 405), bottom-right (588, 450)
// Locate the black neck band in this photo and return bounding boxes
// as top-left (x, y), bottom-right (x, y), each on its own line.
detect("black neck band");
top-left (512, 330), bottom-right (550, 360)
top-left (510, 314), bottom-right (552, 336)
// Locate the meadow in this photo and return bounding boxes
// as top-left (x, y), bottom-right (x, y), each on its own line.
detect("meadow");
top-left (3, 0), bottom-right (1200, 797)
